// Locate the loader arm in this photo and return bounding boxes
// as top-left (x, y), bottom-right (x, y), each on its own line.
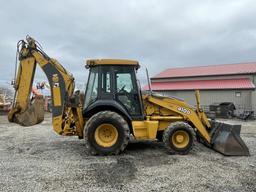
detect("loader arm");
top-left (143, 93), bottom-right (250, 156)
top-left (8, 36), bottom-right (84, 137)
top-left (145, 94), bottom-right (212, 143)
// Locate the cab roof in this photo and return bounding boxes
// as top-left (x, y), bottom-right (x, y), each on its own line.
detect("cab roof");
top-left (86, 59), bottom-right (140, 69)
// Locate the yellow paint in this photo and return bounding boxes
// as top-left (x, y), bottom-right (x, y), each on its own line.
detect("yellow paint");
top-left (150, 116), bottom-right (183, 121)
top-left (132, 121), bottom-right (147, 139)
top-left (75, 106), bottom-right (85, 138)
top-left (158, 121), bottom-right (171, 131)
top-left (94, 124), bottom-right (118, 147)
top-left (86, 59), bottom-right (139, 69)
top-left (52, 116), bottom-right (63, 134)
top-left (145, 95), bottom-right (211, 143)
top-left (32, 51), bottom-right (49, 66)
top-left (52, 87), bottom-right (61, 106)
top-left (195, 90), bottom-right (201, 108)
top-left (171, 130), bottom-right (189, 149)
top-left (12, 57), bottom-right (36, 112)
top-left (132, 120), bottom-right (158, 139)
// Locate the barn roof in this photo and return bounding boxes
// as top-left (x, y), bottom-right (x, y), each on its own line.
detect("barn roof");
top-left (144, 78), bottom-right (255, 91)
top-left (152, 62), bottom-right (256, 79)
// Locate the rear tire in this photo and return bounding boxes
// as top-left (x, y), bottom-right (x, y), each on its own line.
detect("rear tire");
top-left (163, 122), bottom-right (195, 155)
top-left (84, 111), bottom-right (130, 155)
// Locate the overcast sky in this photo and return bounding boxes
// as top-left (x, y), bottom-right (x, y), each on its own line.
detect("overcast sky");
top-left (1, 0), bottom-right (256, 88)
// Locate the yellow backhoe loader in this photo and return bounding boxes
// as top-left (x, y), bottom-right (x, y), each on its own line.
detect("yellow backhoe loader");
top-left (8, 36), bottom-right (249, 156)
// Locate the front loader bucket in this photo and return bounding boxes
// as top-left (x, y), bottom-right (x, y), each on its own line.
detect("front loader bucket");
top-left (210, 121), bottom-right (250, 156)
top-left (8, 96), bottom-right (45, 126)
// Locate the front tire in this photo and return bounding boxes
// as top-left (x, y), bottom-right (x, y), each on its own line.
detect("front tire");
top-left (85, 111), bottom-right (130, 155)
top-left (163, 122), bottom-right (195, 155)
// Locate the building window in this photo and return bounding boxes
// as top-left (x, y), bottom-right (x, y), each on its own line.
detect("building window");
top-left (235, 92), bottom-right (241, 97)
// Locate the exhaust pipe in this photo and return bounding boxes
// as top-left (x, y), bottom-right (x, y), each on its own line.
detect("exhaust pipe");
top-left (210, 121), bottom-right (250, 156)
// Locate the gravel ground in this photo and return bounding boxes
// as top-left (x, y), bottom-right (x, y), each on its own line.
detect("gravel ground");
top-left (0, 113), bottom-right (255, 192)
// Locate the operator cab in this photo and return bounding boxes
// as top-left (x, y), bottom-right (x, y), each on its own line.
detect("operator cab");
top-left (83, 59), bottom-right (144, 120)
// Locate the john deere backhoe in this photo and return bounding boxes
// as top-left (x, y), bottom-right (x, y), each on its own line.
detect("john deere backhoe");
top-left (8, 36), bottom-right (249, 156)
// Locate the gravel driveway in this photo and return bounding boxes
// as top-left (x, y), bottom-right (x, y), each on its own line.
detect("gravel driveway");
top-left (0, 114), bottom-right (255, 192)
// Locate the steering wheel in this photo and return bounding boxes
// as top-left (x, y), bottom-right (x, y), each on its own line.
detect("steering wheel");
top-left (119, 85), bottom-right (126, 93)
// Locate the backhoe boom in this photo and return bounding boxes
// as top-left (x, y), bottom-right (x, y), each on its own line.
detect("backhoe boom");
top-left (8, 36), bottom-right (84, 137)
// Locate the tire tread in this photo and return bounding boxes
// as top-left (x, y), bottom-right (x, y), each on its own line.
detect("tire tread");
top-left (84, 111), bottom-right (130, 155)
top-left (163, 121), bottom-right (195, 155)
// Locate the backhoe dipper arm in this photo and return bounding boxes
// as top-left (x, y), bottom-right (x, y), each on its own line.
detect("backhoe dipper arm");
top-left (8, 36), bottom-right (84, 137)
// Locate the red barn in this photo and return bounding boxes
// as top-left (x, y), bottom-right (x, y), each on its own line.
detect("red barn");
top-left (145, 62), bottom-right (256, 113)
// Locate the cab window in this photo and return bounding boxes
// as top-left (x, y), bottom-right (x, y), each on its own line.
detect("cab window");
top-left (115, 67), bottom-right (141, 115)
top-left (84, 68), bottom-right (98, 108)
top-left (116, 73), bottom-right (133, 93)
top-left (102, 72), bottom-right (111, 93)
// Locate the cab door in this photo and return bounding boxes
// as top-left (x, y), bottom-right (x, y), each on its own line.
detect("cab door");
top-left (114, 66), bottom-right (144, 119)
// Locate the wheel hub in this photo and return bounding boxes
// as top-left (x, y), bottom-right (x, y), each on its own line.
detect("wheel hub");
top-left (95, 124), bottom-right (118, 147)
top-left (171, 130), bottom-right (189, 149)
top-left (176, 135), bottom-right (184, 143)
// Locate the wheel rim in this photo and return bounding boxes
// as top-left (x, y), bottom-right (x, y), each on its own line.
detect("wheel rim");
top-left (171, 130), bottom-right (190, 149)
top-left (95, 124), bottom-right (118, 147)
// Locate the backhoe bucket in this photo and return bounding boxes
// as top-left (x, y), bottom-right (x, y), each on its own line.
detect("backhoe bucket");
top-left (8, 96), bottom-right (45, 126)
top-left (210, 121), bottom-right (250, 156)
